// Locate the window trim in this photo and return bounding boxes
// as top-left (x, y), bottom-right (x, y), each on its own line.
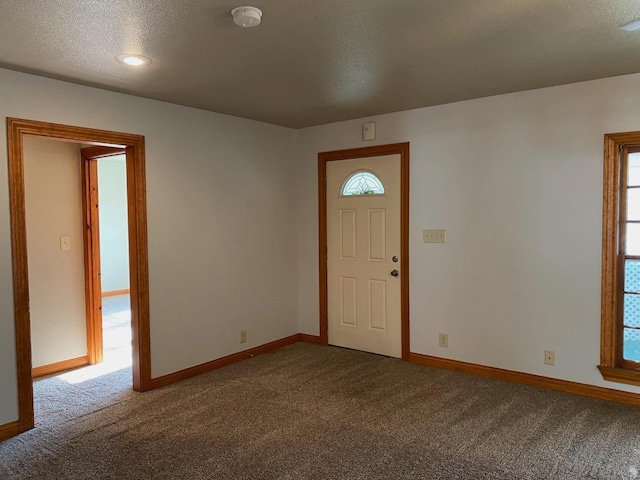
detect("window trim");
top-left (599, 132), bottom-right (640, 386)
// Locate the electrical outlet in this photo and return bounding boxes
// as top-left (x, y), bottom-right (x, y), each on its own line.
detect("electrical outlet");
top-left (544, 350), bottom-right (555, 366)
top-left (439, 333), bottom-right (448, 348)
top-left (240, 330), bottom-right (247, 344)
top-left (424, 229), bottom-right (445, 243)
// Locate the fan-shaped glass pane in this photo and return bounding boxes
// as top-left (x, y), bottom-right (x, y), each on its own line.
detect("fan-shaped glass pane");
top-left (342, 171), bottom-right (385, 196)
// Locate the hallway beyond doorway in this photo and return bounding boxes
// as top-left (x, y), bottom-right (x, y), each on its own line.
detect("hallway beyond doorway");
top-left (102, 293), bottom-right (132, 368)
top-left (42, 294), bottom-right (132, 386)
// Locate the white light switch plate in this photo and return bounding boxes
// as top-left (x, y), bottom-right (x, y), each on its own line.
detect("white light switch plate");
top-left (60, 236), bottom-right (71, 251)
top-left (423, 229), bottom-right (445, 243)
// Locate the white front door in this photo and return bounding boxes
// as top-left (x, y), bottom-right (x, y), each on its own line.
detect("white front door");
top-left (326, 154), bottom-right (402, 358)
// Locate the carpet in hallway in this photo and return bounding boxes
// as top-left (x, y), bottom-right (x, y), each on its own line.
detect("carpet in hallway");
top-left (2, 343), bottom-right (640, 479)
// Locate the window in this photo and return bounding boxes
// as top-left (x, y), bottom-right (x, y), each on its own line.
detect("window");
top-left (600, 132), bottom-right (640, 385)
top-left (341, 171), bottom-right (385, 196)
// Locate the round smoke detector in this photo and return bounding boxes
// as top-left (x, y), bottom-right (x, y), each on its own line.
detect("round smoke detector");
top-left (231, 6), bottom-right (262, 28)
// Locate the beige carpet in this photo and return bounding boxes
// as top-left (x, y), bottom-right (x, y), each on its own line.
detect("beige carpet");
top-left (2, 343), bottom-right (640, 479)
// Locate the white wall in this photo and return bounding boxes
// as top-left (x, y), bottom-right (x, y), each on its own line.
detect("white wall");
top-left (23, 137), bottom-right (87, 368)
top-left (295, 72), bottom-right (640, 394)
top-left (4, 66), bottom-right (640, 428)
top-left (0, 68), bottom-right (298, 425)
top-left (97, 156), bottom-right (129, 293)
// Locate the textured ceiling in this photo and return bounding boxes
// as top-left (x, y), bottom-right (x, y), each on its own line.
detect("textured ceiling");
top-left (1, 1), bottom-right (640, 128)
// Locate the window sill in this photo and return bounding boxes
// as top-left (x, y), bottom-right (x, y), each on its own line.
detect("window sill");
top-left (598, 365), bottom-right (640, 387)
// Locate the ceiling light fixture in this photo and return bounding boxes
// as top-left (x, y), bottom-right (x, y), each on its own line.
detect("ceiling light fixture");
top-left (116, 54), bottom-right (152, 66)
top-left (231, 6), bottom-right (262, 28)
top-left (619, 19), bottom-right (640, 32)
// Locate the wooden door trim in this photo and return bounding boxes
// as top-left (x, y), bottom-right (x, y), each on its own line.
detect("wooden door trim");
top-left (6, 118), bottom-right (152, 438)
top-left (82, 156), bottom-right (102, 364)
top-left (318, 143), bottom-right (410, 360)
top-left (81, 146), bottom-right (125, 159)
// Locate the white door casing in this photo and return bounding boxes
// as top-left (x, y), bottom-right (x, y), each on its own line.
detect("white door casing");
top-left (326, 154), bottom-right (402, 357)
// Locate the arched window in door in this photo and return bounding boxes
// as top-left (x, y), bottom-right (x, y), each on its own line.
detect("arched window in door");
top-left (341, 171), bottom-right (385, 196)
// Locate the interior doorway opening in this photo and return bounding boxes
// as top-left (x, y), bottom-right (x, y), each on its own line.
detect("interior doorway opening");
top-left (81, 147), bottom-right (132, 371)
top-left (25, 142), bottom-right (132, 383)
top-left (6, 118), bottom-right (151, 440)
top-left (97, 154), bottom-right (132, 370)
